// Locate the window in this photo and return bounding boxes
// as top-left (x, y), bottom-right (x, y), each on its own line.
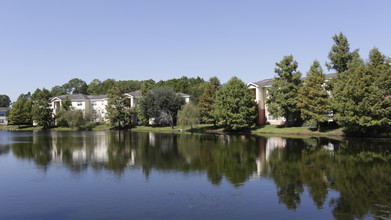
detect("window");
top-left (92, 101), bottom-right (97, 106)
top-left (0, 119), bottom-right (4, 124)
top-left (77, 102), bottom-right (82, 106)
top-left (0, 112), bottom-right (4, 117)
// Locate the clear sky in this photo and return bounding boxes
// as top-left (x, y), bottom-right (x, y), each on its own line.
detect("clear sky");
top-left (1, 0), bottom-right (390, 102)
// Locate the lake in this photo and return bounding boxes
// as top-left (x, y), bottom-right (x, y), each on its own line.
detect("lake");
top-left (0, 131), bottom-right (390, 219)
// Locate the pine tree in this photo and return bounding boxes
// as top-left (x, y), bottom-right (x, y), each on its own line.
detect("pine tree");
top-left (198, 77), bottom-right (220, 125)
top-left (298, 61), bottom-right (330, 130)
top-left (213, 77), bottom-right (256, 131)
top-left (333, 48), bottom-right (391, 136)
top-left (266, 55), bottom-right (302, 125)
top-left (326, 32), bottom-right (359, 74)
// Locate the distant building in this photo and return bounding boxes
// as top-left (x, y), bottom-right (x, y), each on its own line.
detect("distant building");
top-left (50, 91), bottom-right (190, 123)
top-left (50, 94), bottom-right (108, 122)
top-left (0, 107), bottom-right (10, 126)
top-left (248, 73), bottom-right (336, 125)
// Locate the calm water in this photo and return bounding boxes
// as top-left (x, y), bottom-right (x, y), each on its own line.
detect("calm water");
top-left (0, 131), bottom-right (390, 219)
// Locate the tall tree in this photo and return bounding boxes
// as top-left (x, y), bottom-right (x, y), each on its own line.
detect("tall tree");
top-left (0, 95), bottom-right (11, 107)
top-left (266, 55), bottom-right (302, 125)
top-left (139, 86), bottom-right (185, 128)
top-left (31, 88), bottom-right (53, 129)
top-left (87, 79), bottom-right (103, 95)
top-left (106, 83), bottom-right (133, 129)
top-left (50, 85), bottom-right (67, 97)
top-left (213, 77), bottom-right (256, 131)
top-left (199, 77), bottom-right (220, 125)
top-left (63, 78), bottom-right (88, 94)
top-left (8, 93), bottom-right (32, 126)
top-left (333, 48), bottom-right (391, 136)
top-left (298, 61), bottom-right (330, 130)
top-left (326, 32), bottom-right (359, 74)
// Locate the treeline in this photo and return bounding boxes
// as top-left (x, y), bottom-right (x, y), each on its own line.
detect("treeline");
top-left (266, 32), bottom-right (391, 136)
top-left (4, 32), bottom-right (391, 135)
top-left (50, 76), bottom-right (206, 104)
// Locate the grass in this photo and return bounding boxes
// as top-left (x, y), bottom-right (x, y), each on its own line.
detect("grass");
top-left (252, 125), bottom-right (344, 137)
top-left (130, 124), bottom-right (215, 134)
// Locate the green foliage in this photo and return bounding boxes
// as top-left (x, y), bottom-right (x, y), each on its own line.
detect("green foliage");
top-left (326, 32), bottom-right (359, 73)
top-left (152, 76), bottom-right (206, 104)
top-left (266, 55), bottom-right (302, 124)
top-left (106, 83), bottom-right (134, 129)
top-left (63, 78), bottom-right (88, 94)
top-left (298, 60), bottom-right (330, 130)
top-left (50, 85), bottom-right (67, 97)
top-left (177, 102), bottom-right (200, 129)
top-left (8, 93), bottom-right (32, 126)
top-left (213, 77), bottom-right (256, 131)
top-left (31, 88), bottom-right (53, 129)
top-left (332, 48), bottom-right (391, 136)
top-left (199, 77), bottom-right (220, 125)
top-left (60, 110), bottom-right (86, 129)
top-left (138, 86), bottom-right (185, 128)
top-left (0, 94), bottom-right (11, 107)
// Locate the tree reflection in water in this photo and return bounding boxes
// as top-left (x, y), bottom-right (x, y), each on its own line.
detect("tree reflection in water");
top-left (7, 131), bottom-right (391, 219)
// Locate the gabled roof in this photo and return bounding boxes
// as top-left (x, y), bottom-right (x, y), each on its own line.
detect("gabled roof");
top-left (51, 94), bottom-right (107, 102)
top-left (125, 90), bottom-right (142, 98)
top-left (248, 73), bottom-right (337, 88)
top-left (0, 107), bottom-right (10, 111)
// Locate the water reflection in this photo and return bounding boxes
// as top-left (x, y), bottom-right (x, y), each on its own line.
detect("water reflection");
top-left (3, 131), bottom-right (391, 219)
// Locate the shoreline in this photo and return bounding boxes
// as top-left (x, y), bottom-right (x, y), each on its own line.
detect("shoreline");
top-left (1, 124), bottom-right (390, 139)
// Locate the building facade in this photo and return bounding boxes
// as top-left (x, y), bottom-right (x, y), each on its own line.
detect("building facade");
top-left (248, 73), bottom-right (336, 125)
top-left (50, 91), bottom-right (191, 123)
top-left (0, 107), bottom-right (10, 126)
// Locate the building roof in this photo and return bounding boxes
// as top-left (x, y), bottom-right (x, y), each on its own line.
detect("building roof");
top-left (249, 73), bottom-right (337, 88)
top-left (125, 90), bottom-right (142, 98)
top-left (87, 95), bottom-right (107, 100)
top-left (51, 94), bottom-right (107, 101)
top-left (0, 107), bottom-right (10, 111)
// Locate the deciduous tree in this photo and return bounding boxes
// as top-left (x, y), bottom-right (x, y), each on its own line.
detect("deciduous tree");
top-left (139, 86), bottom-right (185, 128)
top-left (177, 102), bottom-right (200, 130)
top-left (0, 95), bottom-right (11, 107)
top-left (213, 77), bottom-right (256, 131)
top-left (31, 88), bottom-right (53, 129)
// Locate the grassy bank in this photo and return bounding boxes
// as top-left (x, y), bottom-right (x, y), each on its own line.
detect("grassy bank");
top-left (252, 125), bottom-right (344, 137)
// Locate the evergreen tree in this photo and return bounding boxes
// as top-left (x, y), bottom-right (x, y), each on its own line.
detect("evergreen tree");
top-left (266, 55), bottom-right (302, 125)
top-left (326, 32), bottom-right (359, 73)
top-left (333, 48), bottom-right (391, 136)
top-left (199, 77), bottom-right (220, 125)
top-left (177, 102), bottom-right (200, 130)
top-left (298, 60), bottom-right (330, 130)
top-left (213, 77), bottom-right (256, 131)
top-left (106, 83), bottom-right (133, 129)
top-left (31, 88), bottom-right (53, 129)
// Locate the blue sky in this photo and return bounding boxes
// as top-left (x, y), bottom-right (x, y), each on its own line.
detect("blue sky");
top-left (1, 0), bottom-right (390, 101)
